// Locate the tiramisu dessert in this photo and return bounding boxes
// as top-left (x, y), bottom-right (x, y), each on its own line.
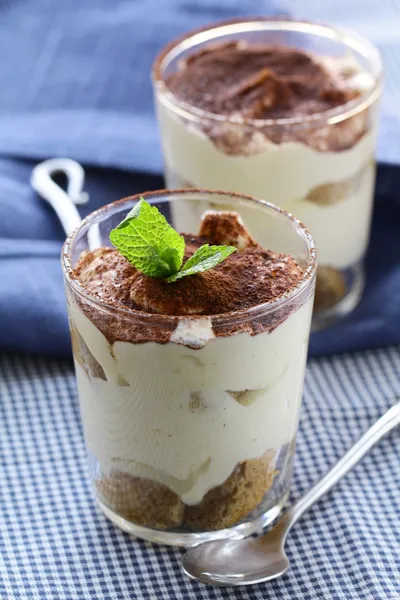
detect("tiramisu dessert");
top-left (153, 19), bottom-right (381, 322)
top-left (63, 190), bottom-right (316, 545)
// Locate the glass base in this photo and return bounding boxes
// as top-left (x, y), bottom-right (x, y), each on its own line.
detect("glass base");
top-left (97, 492), bottom-right (289, 547)
top-left (312, 262), bottom-right (365, 331)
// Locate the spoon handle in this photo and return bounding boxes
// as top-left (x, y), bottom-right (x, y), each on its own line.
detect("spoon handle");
top-left (31, 158), bottom-right (87, 235)
top-left (31, 158), bottom-right (101, 249)
top-left (287, 401), bottom-right (400, 529)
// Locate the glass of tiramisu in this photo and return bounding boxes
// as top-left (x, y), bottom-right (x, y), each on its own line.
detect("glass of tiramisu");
top-left (62, 189), bottom-right (316, 546)
top-left (152, 18), bottom-right (382, 327)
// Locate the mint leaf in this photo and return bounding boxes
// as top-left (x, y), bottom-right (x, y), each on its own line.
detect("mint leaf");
top-left (167, 245), bottom-right (236, 283)
top-left (109, 199), bottom-right (185, 278)
top-left (110, 199), bottom-right (237, 282)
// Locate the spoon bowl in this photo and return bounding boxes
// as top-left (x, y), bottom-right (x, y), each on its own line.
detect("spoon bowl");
top-left (182, 527), bottom-right (290, 586)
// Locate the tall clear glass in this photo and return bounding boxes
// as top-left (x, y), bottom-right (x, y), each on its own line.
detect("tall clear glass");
top-left (152, 19), bottom-right (382, 328)
top-left (62, 189), bottom-right (316, 547)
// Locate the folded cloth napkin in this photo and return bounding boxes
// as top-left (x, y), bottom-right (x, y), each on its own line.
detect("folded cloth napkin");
top-left (0, 0), bottom-right (400, 357)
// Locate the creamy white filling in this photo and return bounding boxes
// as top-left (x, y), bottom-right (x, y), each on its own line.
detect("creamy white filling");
top-left (283, 162), bottom-right (376, 267)
top-left (71, 297), bottom-right (313, 505)
top-left (156, 98), bottom-right (378, 269)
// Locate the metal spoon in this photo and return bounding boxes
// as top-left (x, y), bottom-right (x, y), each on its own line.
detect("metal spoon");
top-left (182, 401), bottom-right (400, 587)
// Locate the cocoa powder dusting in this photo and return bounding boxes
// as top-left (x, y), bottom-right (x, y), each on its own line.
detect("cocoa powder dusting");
top-left (166, 43), bottom-right (358, 120)
top-left (164, 42), bottom-right (369, 152)
top-left (129, 238), bottom-right (302, 316)
top-left (71, 212), bottom-right (305, 345)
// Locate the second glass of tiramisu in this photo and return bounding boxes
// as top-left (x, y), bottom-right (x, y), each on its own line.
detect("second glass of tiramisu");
top-left (152, 18), bottom-right (382, 327)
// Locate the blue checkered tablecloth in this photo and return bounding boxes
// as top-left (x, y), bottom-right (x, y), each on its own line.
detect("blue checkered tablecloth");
top-left (1, 348), bottom-right (399, 599)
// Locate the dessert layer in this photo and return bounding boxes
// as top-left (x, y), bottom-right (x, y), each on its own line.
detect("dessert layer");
top-left (283, 161), bottom-right (376, 268)
top-left (158, 97), bottom-right (377, 205)
top-left (168, 160), bottom-right (376, 270)
top-left (183, 450), bottom-right (277, 529)
top-left (72, 293), bottom-right (312, 505)
top-left (166, 42), bottom-right (359, 120)
top-left (97, 471), bottom-right (185, 530)
top-left (160, 40), bottom-right (375, 152)
top-left (314, 266), bottom-right (347, 312)
top-left (72, 212), bottom-right (304, 343)
top-left (160, 118), bottom-right (376, 269)
top-left (97, 449), bottom-right (278, 530)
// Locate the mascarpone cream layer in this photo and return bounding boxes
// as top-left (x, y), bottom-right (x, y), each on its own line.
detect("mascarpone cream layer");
top-left (70, 297), bottom-right (312, 505)
top-left (157, 99), bottom-right (378, 269)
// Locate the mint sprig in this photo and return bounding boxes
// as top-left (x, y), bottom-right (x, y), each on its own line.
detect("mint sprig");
top-left (109, 198), bottom-right (236, 282)
top-left (166, 245), bottom-right (236, 282)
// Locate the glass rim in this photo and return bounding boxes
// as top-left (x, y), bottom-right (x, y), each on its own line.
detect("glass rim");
top-left (62, 189), bottom-right (317, 327)
top-left (152, 16), bottom-right (383, 129)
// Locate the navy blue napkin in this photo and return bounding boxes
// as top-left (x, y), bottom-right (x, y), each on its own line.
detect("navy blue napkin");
top-left (0, 0), bottom-right (399, 357)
